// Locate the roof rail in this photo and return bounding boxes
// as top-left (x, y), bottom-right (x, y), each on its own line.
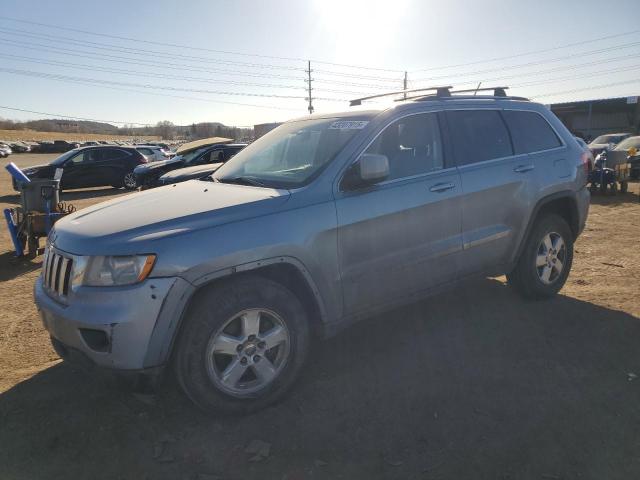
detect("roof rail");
top-left (349, 86), bottom-right (452, 106)
top-left (450, 86), bottom-right (509, 96)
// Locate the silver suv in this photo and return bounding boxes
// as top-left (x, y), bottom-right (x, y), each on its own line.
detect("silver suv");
top-left (35, 87), bottom-right (590, 413)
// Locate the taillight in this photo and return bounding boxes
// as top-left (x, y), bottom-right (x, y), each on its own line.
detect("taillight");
top-left (580, 151), bottom-right (589, 186)
top-left (139, 156), bottom-right (149, 163)
top-left (580, 151), bottom-right (589, 174)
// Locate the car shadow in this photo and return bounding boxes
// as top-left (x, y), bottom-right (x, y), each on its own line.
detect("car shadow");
top-left (0, 250), bottom-right (42, 281)
top-left (1, 278), bottom-right (639, 480)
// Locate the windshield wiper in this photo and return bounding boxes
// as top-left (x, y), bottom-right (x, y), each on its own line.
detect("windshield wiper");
top-left (217, 176), bottom-right (269, 187)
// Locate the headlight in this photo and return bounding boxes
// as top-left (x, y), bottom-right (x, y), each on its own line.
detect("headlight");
top-left (73, 255), bottom-right (156, 287)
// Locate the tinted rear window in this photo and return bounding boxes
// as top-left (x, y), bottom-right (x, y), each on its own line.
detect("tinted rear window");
top-left (447, 110), bottom-right (513, 165)
top-left (502, 110), bottom-right (562, 154)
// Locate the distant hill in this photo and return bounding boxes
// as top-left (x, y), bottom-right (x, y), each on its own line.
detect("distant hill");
top-left (0, 118), bottom-right (252, 140)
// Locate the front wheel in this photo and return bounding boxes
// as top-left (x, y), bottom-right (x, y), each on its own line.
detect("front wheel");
top-left (507, 214), bottom-right (574, 299)
top-left (174, 276), bottom-right (310, 414)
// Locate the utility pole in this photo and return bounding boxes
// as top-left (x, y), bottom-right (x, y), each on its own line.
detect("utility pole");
top-left (403, 71), bottom-right (408, 99)
top-left (305, 60), bottom-right (314, 115)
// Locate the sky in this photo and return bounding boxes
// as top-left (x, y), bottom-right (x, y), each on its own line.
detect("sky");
top-left (0, 0), bottom-right (639, 128)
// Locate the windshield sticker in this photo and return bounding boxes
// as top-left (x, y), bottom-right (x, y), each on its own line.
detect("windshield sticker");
top-left (328, 120), bottom-right (369, 130)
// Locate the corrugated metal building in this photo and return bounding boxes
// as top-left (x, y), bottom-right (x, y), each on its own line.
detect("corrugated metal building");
top-left (549, 96), bottom-right (640, 141)
top-left (253, 122), bottom-right (282, 139)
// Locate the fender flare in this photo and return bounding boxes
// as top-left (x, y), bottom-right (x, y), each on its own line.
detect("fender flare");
top-left (144, 256), bottom-right (328, 367)
top-left (512, 190), bottom-right (579, 264)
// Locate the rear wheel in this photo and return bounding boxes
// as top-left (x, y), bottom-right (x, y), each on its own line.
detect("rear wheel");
top-left (507, 214), bottom-right (573, 299)
top-left (122, 172), bottom-right (137, 190)
top-left (174, 276), bottom-right (310, 414)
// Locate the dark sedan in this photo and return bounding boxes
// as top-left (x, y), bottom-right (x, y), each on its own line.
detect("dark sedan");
top-left (14, 146), bottom-right (149, 191)
top-left (134, 142), bottom-right (246, 189)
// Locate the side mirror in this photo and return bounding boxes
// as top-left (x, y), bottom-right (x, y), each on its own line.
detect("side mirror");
top-left (342, 153), bottom-right (389, 190)
top-left (358, 153), bottom-right (389, 183)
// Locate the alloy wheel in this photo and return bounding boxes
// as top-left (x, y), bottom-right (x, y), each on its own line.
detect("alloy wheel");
top-left (536, 231), bottom-right (566, 285)
top-left (205, 308), bottom-right (291, 397)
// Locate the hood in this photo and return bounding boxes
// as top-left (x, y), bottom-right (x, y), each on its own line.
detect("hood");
top-left (159, 163), bottom-right (223, 183)
top-left (50, 180), bottom-right (290, 255)
top-left (134, 156), bottom-right (184, 173)
top-left (22, 163), bottom-right (53, 175)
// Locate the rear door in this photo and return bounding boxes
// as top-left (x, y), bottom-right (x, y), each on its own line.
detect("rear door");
top-left (99, 148), bottom-right (134, 186)
top-left (447, 109), bottom-right (533, 276)
top-left (335, 112), bottom-right (464, 315)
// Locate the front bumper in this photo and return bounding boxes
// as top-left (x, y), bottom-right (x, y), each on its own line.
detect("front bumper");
top-left (35, 275), bottom-right (184, 370)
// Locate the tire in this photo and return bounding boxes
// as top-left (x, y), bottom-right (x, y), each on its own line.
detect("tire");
top-left (122, 172), bottom-right (137, 190)
top-left (507, 214), bottom-right (573, 300)
top-left (174, 275), bottom-right (310, 414)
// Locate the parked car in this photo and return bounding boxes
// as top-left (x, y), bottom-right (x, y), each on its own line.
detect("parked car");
top-left (35, 88), bottom-right (590, 414)
top-left (602, 135), bottom-right (640, 179)
top-left (8, 141), bottom-right (31, 153)
top-left (35, 140), bottom-right (80, 153)
top-left (157, 162), bottom-right (224, 186)
top-left (135, 145), bottom-right (173, 162)
top-left (0, 143), bottom-right (12, 157)
top-left (588, 133), bottom-right (631, 158)
top-left (134, 141), bottom-right (245, 188)
top-left (574, 137), bottom-right (594, 171)
top-left (14, 146), bottom-right (148, 191)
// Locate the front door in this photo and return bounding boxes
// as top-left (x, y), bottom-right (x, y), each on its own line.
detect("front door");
top-left (335, 112), bottom-right (463, 316)
top-left (61, 149), bottom-right (101, 189)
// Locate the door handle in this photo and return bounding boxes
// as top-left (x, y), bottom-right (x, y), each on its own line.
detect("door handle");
top-left (513, 164), bottom-right (535, 173)
top-left (429, 182), bottom-right (455, 193)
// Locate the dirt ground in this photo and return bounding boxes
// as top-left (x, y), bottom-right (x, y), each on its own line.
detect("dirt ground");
top-left (1, 154), bottom-right (639, 480)
top-left (0, 130), bottom-right (158, 142)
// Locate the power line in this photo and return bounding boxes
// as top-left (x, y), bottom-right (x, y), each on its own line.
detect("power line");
top-left (0, 66), bottom-right (319, 99)
top-left (0, 26), bottom-right (306, 72)
top-left (531, 79), bottom-right (640, 99)
top-left (411, 28), bottom-right (640, 73)
top-left (0, 105), bottom-right (152, 125)
top-left (0, 37), bottom-right (308, 81)
top-left (0, 35), bottom-right (396, 82)
top-left (0, 52), bottom-right (307, 90)
top-left (0, 16), bottom-right (404, 74)
top-left (0, 66), bottom-right (348, 104)
top-left (412, 41), bottom-right (640, 83)
top-left (412, 52), bottom-right (640, 90)
top-left (511, 64), bottom-right (640, 88)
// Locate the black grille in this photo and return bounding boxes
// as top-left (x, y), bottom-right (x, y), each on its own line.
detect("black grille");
top-left (43, 248), bottom-right (73, 298)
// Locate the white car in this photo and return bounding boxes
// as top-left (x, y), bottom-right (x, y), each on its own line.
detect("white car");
top-left (135, 145), bottom-right (173, 162)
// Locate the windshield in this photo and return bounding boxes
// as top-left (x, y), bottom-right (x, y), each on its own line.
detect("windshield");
top-left (181, 147), bottom-right (209, 165)
top-left (614, 136), bottom-right (640, 150)
top-left (213, 117), bottom-right (370, 188)
top-left (50, 149), bottom-right (80, 166)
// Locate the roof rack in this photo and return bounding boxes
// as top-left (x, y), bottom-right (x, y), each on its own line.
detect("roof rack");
top-left (349, 86), bottom-right (453, 106)
top-left (408, 86), bottom-right (529, 102)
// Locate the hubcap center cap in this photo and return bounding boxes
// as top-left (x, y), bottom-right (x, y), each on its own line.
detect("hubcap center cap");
top-left (244, 343), bottom-right (257, 356)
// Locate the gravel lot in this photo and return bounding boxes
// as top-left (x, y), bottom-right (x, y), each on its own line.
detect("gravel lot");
top-left (1, 154), bottom-right (639, 480)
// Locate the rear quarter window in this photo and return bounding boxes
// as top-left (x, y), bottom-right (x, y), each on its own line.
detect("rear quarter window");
top-left (502, 110), bottom-right (562, 154)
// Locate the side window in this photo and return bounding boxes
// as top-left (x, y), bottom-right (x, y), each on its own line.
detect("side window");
top-left (364, 113), bottom-right (444, 181)
top-left (101, 148), bottom-right (130, 161)
top-left (68, 149), bottom-right (100, 165)
top-left (447, 110), bottom-right (513, 165)
top-left (502, 110), bottom-right (562, 154)
top-left (137, 148), bottom-right (152, 155)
